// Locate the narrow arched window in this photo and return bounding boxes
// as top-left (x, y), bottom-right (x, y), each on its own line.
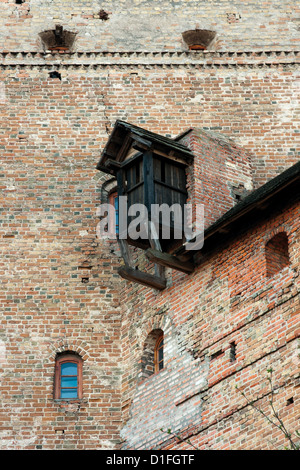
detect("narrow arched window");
top-left (54, 352), bottom-right (83, 399)
top-left (154, 334), bottom-right (164, 373)
top-left (109, 191), bottom-right (119, 235)
top-left (141, 329), bottom-right (164, 379)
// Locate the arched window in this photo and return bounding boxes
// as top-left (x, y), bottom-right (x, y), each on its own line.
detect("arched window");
top-left (141, 329), bottom-right (164, 379)
top-left (154, 334), bottom-right (164, 373)
top-left (265, 232), bottom-right (290, 277)
top-left (54, 352), bottom-right (83, 399)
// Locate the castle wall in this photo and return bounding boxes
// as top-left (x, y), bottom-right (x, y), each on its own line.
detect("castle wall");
top-left (0, 0), bottom-right (299, 451)
top-left (180, 128), bottom-right (253, 229)
top-left (120, 196), bottom-right (300, 450)
top-left (0, 0), bottom-right (299, 52)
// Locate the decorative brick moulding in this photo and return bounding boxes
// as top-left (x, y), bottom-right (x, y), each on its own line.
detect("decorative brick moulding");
top-left (0, 50), bottom-right (298, 68)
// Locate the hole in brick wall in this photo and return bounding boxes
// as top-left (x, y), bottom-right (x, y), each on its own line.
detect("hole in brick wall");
top-left (15, 0), bottom-right (24, 4)
top-left (210, 349), bottom-right (223, 361)
top-left (49, 71), bottom-right (61, 80)
top-left (226, 13), bottom-right (241, 24)
top-left (229, 342), bottom-right (237, 362)
top-left (286, 397), bottom-right (294, 406)
top-left (265, 232), bottom-right (290, 278)
top-left (55, 429), bottom-right (65, 435)
top-left (81, 277), bottom-right (89, 283)
top-left (99, 9), bottom-right (110, 20)
top-left (232, 183), bottom-right (248, 202)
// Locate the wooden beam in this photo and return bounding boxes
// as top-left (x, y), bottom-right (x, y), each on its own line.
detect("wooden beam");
top-left (116, 134), bottom-right (132, 162)
top-left (130, 133), bottom-right (152, 148)
top-left (147, 221), bottom-right (165, 279)
top-left (147, 220), bottom-right (162, 251)
top-left (118, 239), bottom-right (134, 268)
top-left (118, 266), bottom-right (166, 290)
top-left (145, 248), bottom-right (194, 274)
top-left (105, 159), bottom-right (122, 170)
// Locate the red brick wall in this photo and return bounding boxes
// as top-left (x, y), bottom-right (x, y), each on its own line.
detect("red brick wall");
top-left (120, 197), bottom-right (300, 450)
top-left (265, 232), bottom-right (290, 277)
top-left (0, 52), bottom-right (299, 449)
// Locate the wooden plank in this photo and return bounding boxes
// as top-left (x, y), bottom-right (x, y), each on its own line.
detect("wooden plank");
top-left (118, 266), bottom-right (166, 290)
top-left (118, 239), bottom-right (134, 267)
top-left (143, 150), bottom-right (154, 212)
top-left (145, 248), bottom-right (194, 274)
top-left (130, 133), bottom-right (152, 148)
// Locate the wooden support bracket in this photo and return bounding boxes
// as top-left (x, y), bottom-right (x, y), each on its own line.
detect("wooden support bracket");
top-left (118, 266), bottom-right (166, 290)
top-left (145, 248), bottom-right (194, 274)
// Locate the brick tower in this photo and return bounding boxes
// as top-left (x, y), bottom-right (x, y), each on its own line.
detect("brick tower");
top-left (0, 0), bottom-right (299, 450)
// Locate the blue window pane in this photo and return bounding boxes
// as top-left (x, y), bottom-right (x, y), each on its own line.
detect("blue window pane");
top-left (61, 362), bottom-right (77, 376)
top-left (114, 196), bottom-right (119, 234)
top-left (61, 376), bottom-right (77, 388)
top-left (61, 389), bottom-right (78, 399)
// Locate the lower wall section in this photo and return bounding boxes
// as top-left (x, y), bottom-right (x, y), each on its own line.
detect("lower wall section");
top-left (120, 314), bottom-right (209, 449)
top-left (175, 340), bottom-right (299, 450)
top-left (118, 199), bottom-right (300, 451)
top-left (121, 329), bottom-right (299, 450)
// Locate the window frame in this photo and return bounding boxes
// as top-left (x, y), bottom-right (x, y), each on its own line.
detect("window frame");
top-left (154, 333), bottom-right (164, 374)
top-left (108, 190), bottom-right (119, 236)
top-left (54, 353), bottom-right (83, 400)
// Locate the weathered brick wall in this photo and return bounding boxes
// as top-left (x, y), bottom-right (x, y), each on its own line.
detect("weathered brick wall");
top-left (0, 58), bottom-right (299, 451)
top-left (0, 70), bottom-right (124, 448)
top-left (0, 0), bottom-right (299, 451)
top-left (180, 128), bottom-right (253, 229)
top-left (0, 0), bottom-right (299, 52)
top-left (1, 56), bottom-right (298, 187)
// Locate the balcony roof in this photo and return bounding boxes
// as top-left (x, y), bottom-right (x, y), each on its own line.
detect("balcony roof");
top-left (96, 120), bottom-right (194, 174)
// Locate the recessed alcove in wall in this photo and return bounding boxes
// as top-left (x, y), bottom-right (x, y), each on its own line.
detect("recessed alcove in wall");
top-left (49, 71), bottom-right (61, 80)
top-left (265, 232), bottom-right (290, 277)
top-left (39, 25), bottom-right (77, 52)
top-left (182, 29), bottom-right (216, 50)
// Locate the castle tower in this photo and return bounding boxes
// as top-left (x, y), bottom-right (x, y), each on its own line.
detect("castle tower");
top-left (0, 1), bottom-right (299, 450)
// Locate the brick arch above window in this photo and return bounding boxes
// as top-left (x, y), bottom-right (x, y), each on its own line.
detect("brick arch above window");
top-left (48, 339), bottom-right (90, 363)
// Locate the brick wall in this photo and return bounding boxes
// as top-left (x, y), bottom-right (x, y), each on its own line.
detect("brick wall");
top-left (119, 196), bottom-right (300, 450)
top-left (1, 58), bottom-right (298, 186)
top-left (0, 0), bottom-right (299, 52)
top-left (180, 128), bottom-right (253, 229)
top-left (0, 0), bottom-right (299, 451)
